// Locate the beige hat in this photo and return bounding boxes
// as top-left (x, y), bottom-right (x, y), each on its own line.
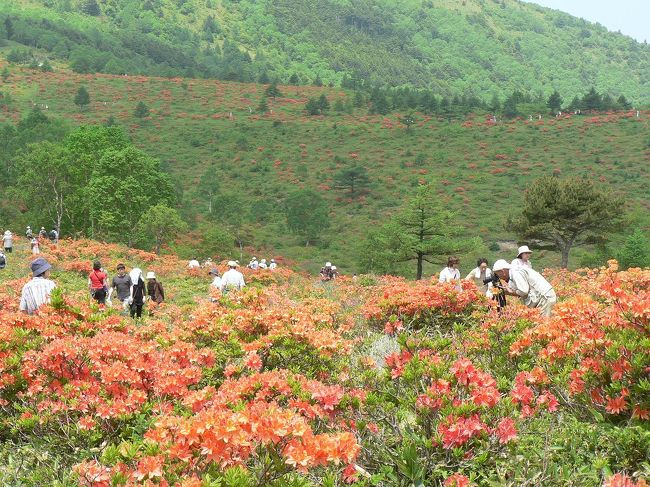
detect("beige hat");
top-left (517, 245), bottom-right (532, 256)
top-left (228, 260), bottom-right (238, 267)
top-left (493, 259), bottom-right (511, 272)
top-left (146, 271), bottom-right (156, 279)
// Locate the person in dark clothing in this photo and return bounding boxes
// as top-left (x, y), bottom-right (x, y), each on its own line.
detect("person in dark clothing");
top-left (129, 268), bottom-right (146, 319)
top-left (111, 263), bottom-right (132, 313)
top-left (146, 272), bottom-right (164, 304)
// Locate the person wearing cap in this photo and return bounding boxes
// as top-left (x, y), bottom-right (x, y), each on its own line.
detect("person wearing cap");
top-left (2, 230), bottom-right (13, 253)
top-left (259, 259), bottom-right (268, 270)
top-left (511, 245), bottom-right (533, 270)
top-left (25, 226), bottom-right (33, 239)
top-left (146, 271), bottom-right (165, 304)
top-left (465, 258), bottom-right (493, 296)
top-left (209, 268), bottom-right (222, 297)
top-left (188, 258), bottom-right (201, 269)
top-left (269, 259), bottom-right (277, 270)
top-left (31, 236), bottom-right (40, 255)
top-left (38, 227), bottom-right (47, 239)
top-left (320, 262), bottom-right (334, 281)
top-left (439, 256), bottom-right (461, 290)
top-left (19, 258), bottom-right (56, 314)
top-left (220, 261), bottom-right (245, 293)
top-left (110, 263), bottom-right (132, 313)
top-left (88, 261), bottom-right (109, 305)
top-left (248, 257), bottom-right (259, 270)
top-left (129, 268), bottom-right (146, 318)
top-left (492, 259), bottom-right (556, 317)
top-left (331, 265), bottom-right (338, 279)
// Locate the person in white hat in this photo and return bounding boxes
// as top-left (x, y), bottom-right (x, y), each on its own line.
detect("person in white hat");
top-left (220, 261), bottom-right (245, 293)
top-left (511, 245), bottom-right (533, 270)
top-left (492, 259), bottom-right (556, 317)
top-left (2, 230), bottom-right (13, 253)
top-left (269, 259), bottom-right (277, 270)
top-left (146, 271), bottom-right (165, 305)
top-left (259, 258), bottom-right (268, 270)
top-left (248, 257), bottom-right (259, 270)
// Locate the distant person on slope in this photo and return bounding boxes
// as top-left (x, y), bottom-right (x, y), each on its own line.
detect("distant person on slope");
top-left (0, 250), bottom-right (6, 270)
top-left (439, 256), bottom-right (461, 290)
top-left (220, 261), bottom-right (245, 294)
top-left (331, 265), bottom-right (338, 279)
top-left (511, 245), bottom-right (533, 270)
top-left (49, 228), bottom-right (58, 243)
top-left (248, 257), bottom-right (259, 270)
top-left (25, 226), bottom-right (33, 239)
top-left (2, 230), bottom-right (13, 253)
top-left (129, 268), bottom-right (146, 319)
top-left (88, 261), bottom-right (109, 305)
top-left (320, 262), bottom-right (334, 281)
top-left (31, 237), bottom-right (40, 255)
top-left (465, 258), bottom-right (493, 296)
top-left (38, 227), bottom-right (47, 239)
top-left (188, 258), bottom-right (201, 269)
top-left (259, 259), bottom-right (268, 270)
top-left (493, 259), bottom-right (556, 318)
top-left (269, 259), bottom-right (277, 270)
top-left (19, 258), bottom-right (56, 315)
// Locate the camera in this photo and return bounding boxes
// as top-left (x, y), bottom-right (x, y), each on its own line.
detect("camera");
top-left (484, 274), bottom-right (507, 310)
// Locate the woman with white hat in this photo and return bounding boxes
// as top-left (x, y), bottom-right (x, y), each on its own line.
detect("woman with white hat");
top-left (511, 245), bottom-right (533, 270)
top-left (146, 271), bottom-right (165, 305)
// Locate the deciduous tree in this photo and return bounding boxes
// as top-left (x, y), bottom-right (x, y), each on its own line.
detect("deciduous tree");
top-left (285, 189), bottom-right (329, 246)
top-left (139, 204), bottom-right (187, 255)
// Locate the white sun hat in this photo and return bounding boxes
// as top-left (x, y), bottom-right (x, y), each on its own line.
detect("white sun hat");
top-left (325, 262), bottom-right (332, 267)
top-left (228, 260), bottom-right (238, 267)
top-left (146, 271), bottom-right (156, 279)
top-left (492, 259), bottom-right (511, 272)
top-left (517, 245), bottom-right (532, 256)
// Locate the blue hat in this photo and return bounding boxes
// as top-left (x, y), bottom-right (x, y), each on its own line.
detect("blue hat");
top-left (31, 258), bottom-right (51, 276)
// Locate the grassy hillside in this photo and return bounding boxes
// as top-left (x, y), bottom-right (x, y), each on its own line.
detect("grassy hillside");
top-left (1, 63), bottom-right (648, 274)
top-left (1, 0), bottom-right (649, 103)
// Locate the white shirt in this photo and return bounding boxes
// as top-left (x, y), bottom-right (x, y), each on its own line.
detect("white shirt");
top-left (220, 269), bottom-right (245, 291)
top-left (188, 260), bottom-right (201, 269)
top-left (511, 258), bottom-right (532, 270)
top-left (210, 276), bottom-right (222, 289)
top-left (249, 261), bottom-right (259, 270)
top-left (259, 262), bottom-right (268, 269)
top-left (2, 233), bottom-right (12, 247)
top-left (439, 267), bottom-right (461, 284)
top-left (19, 277), bottom-right (56, 314)
top-left (465, 267), bottom-right (492, 295)
top-left (508, 267), bottom-right (555, 308)
top-left (269, 262), bottom-right (277, 270)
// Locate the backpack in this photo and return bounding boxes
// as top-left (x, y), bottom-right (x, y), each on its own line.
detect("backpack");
top-left (49, 230), bottom-right (57, 241)
top-left (0, 254), bottom-right (5, 268)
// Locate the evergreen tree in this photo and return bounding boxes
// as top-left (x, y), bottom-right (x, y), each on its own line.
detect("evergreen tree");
top-left (285, 189), bottom-right (329, 246)
top-left (81, 0), bottom-right (101, 16)
top-left (74, 86), bottom-right (90, 111)
top-left (582, 87), bottom-right (603, 111)
top-left (288, 73), bottom-right (300, 85)
top-left (258, 71), bottom-right (270, 84)
top-left (134, 101), bottom-right (150, 118)
top-left (616, 228), bottom-right (650, 269)
top-left (547, 90), bottom-right (563, 113)
top-left (257, 96), bottom-right (269, 114)
top-left (264, 81), bottom-right (282, 99)
top-left (318, 94), bottom-right (330, 111)
top-left (312, 75), bottom-right (323, 87)
top-left (509, 176), bottom-right (625, 268)
top-left (617, 94), bottom-right (632, 110)
top-left (333, 165), bottom-right (370, 198)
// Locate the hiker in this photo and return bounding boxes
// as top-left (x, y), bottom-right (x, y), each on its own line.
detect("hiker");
top-left (220, 261), bottom-right (245, 293)
top-left (31, 237), bottom-right (40, 255)
top-left (511, 245), bottom-right (533, 270)
top-left (331, 265), bottom-right (338, 279)
top-left (49, 228), bottom-right (58, 243)
top-left (26, 226), bottom-right (33, 239)
top-left (88, 261), bottom-right (109, 305)
top-left (259, 259), bottom-right (268, 270)
top-left (188, 258), bottom-right (201, 269)
top-left (38, 227), bottom-right (47, 239)
top-left (269, 259), bottom-right (277, 270)
top-left (110, 263), bottom-right (132, 313)
top-left (320, 262), bottom-right (334, 281)
top-left (248, 257), bottom-right (259, 270)
top-left (19, 257), bottom-right (56, 314)
top-left (439, 256), bottom-right (461, 290)
top-left (146, 272), bottom-right (165, 305)
top-left (493, 259), bottom-right (557, 318)
top-left (209, 268), bottom-right (222, 298)
top-left (129, 268), bottom-right (146, 319)
top-left (2, 230), bottom-right (13, 253)
top-left (203, 257), bottom-right (213, 268)
top-left (0, 250), bottom-right (6, 270)
top-left (465, 258), bottom-right (493, 296)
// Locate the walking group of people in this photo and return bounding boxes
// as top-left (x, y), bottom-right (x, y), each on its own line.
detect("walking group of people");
top-left (319, 262), bottom-right (339, 281)
top-left (438, 245), bottom-right (557, 317)
top-left (247, 257), bottom-right (277, 270)
top-left (208, 260), bottom-right (246, 295)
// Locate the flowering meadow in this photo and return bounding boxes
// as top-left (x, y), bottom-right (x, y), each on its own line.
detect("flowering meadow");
top-left (0, 239), bottom-right (648, 486)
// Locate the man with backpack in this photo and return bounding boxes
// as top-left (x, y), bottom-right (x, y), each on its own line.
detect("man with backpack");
top-left (0, 250), bottom-right (6, 270)
top-left (49, 228), bottom-right (58, 243)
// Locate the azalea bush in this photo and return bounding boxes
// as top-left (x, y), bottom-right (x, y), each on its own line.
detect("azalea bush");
top-left (0, 241), bottom-right (648, 486)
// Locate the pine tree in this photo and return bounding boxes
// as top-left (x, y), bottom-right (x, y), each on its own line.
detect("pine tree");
top-left (617, 229), bottom-right (650, 269)
top-left (81, 0), bottom-right (101, 16)
top-left (134, 101), bottom-right (150, 118)
top-left (547, 90), bottom-right (563, 113)
top-left (288, 73), bottom-right (300, 85)
top-left (257, 96), bottom-right (269, 113)
top-left (264, 81), bottom-right (282, 99)
top-left (74, 86), bottom-right (90, 111)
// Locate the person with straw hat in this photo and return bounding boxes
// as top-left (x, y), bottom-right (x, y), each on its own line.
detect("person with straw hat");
top-left (511, 245), bottom-right (533, 270)
top-left (19, 257), bottom-right (56, 314)
top-left (492, 259), bottom-right (556, 317)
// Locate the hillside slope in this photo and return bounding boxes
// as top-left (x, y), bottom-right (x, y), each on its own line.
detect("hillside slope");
top-left (0, 64), bottom-right (648, 273)
top-left (1, 0), bottom-right (649, 102)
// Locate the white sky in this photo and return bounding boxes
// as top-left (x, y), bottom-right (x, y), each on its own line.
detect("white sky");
top-left (525, 1), bottom-right (649, 42)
